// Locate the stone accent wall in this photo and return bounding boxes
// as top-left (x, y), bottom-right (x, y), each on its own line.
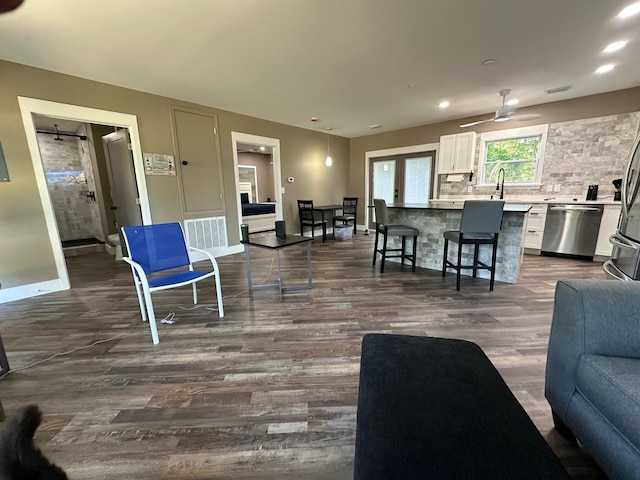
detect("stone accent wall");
top-left (440, 112), bottom-right (640, 199)
top-left (39, 129), bottom-right (100, 242)
top-left (386, 208), bottom-right (526, 283)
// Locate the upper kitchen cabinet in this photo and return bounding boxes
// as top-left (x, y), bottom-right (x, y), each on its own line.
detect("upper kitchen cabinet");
top-left (438, 132), bottom-right (476, 174)
top-left (173, 109), bottom-right (225, 216)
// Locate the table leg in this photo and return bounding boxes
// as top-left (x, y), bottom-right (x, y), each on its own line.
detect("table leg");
top-left (244, 244), bottom-right (253, 291)
top-left (306, 242), bottom-right (312, 288)
top-left (276, 249), bottom-right (283, 301)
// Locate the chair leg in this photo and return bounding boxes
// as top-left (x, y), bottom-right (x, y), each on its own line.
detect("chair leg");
top-left (456, 243), bottom-right (462, 291)
top-left (401, 236), bottom-right (406, 266)
top-left (133, 279), bottom-right (148, 322)
top-left (214, 269), bottom-right (225, 317)
top-left (473, 244), bottom-right (480, 278)
top-left (353, 220), bottom-right (357, 235)
top-left (411, 235), bottom-right (417, 272)
top-left (490, 235), bottom-right (499, 291)
top-left (442, 238), bottom-right (449, 277)
top-left (381, 233), bottom-right (388, 273)
top-left (322, 223), bottom-right (327, 243)
top-left (192, 283), bottom-right (198, 305)
top-left (142, 287), bottom-right (160, 345)
top-left (373, 228), bottom-right (379, 266)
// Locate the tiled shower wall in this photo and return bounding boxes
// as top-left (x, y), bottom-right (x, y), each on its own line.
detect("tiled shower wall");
top-left (440, 111), bottom-right (640, 199)
top-left (38, 127), bottom-right (102, 242)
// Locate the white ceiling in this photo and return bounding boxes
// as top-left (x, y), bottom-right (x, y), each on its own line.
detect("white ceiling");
top-left (2, 0), bottom-right (640, 138)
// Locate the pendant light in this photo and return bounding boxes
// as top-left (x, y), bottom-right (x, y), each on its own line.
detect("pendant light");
top-left (325, 133), bottom-right (333, 167)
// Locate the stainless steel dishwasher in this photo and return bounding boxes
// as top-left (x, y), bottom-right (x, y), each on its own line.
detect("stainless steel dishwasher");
top-left (541, 204), bottom-right (604, 257)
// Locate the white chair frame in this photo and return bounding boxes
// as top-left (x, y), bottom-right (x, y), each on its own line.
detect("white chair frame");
top-left (121, 226), bottom-right (224, 345)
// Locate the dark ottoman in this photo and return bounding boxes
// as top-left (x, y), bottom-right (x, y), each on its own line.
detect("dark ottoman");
top-left (353, 334), bottom-right (569, 479)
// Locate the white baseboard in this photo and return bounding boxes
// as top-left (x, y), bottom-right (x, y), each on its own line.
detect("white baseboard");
top-left (0, 279), bottom-right (68, 304)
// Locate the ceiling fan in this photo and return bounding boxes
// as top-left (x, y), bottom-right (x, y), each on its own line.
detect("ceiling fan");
top-left (460, 89), bottom-right (540, 128)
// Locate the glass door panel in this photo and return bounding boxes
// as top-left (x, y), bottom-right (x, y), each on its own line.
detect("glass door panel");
top-left (372, 159), bottom-right (396, 203)
top-left (403, 156), bottom-right (432, 203)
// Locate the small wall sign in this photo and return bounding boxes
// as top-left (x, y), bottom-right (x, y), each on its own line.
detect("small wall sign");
top-left (144, 153), bottom-right (176, 176)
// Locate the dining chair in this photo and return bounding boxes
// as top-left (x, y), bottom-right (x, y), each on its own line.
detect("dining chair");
top-left (372, 198), bottom-right (419, 273)
top-left (121, 222), bottom-right (224, 345)
top-left (298, 199), bottom-right (327, 242)
top-left (333, 197), bottom-right (358, 235)
top-left (441, 200), bottom-right (505, 291)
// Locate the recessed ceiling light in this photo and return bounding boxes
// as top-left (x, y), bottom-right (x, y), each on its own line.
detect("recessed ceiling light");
top-left (259, 146), bottom-right (266, 152)
top-left (407, 83), bottom-right (418, 88)
top-left (325, 126), bottom-right (332, 131)
top-left (481, 59), bottom-right (496, 65)
top-left (506, 99), bottom-right (519, 106)
top-left (368, 124), bottom-right (382, 129)
top-left (595, 64), bottom-right (615, 74)
top-left (603, 41), bottom-right (627, 53)
top-left (619, 2), bottom-right (640, 17)
top-left (439, 101), bottom-right (450, 109)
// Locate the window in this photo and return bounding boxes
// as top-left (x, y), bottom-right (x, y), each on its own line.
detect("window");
top-left (478, 125), bottom-right (548, 187)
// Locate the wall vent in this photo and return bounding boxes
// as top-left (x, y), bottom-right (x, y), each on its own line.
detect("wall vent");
top-left (184, 216), bottom-right (228, 252)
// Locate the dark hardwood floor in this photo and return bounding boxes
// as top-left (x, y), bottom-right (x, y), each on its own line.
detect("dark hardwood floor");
top-left (0, 234), bottom-right (608, 479)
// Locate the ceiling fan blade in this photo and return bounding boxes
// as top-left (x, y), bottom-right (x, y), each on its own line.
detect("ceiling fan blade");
top-left (511, 113), bottom-right (541, 122)
top-left (459, 118), bottom-right (492, 128)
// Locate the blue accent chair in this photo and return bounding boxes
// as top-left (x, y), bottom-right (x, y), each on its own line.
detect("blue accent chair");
top-left (121, 222), bottom-right (224, 345)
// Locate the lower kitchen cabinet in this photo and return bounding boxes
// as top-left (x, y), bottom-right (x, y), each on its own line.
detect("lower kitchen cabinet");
top-left (523, 203), bottom-right (547, 250)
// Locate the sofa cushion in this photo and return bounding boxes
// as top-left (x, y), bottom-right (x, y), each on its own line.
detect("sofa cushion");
top-left (576, 354), bottom-right (640, 449)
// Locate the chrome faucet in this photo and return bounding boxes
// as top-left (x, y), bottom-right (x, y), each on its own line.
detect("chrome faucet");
top-left (496, 168), bottom-right (505, 200)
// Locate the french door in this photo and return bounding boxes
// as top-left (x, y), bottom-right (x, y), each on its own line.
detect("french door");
top-left (369, 151), bottom-right (435, 227)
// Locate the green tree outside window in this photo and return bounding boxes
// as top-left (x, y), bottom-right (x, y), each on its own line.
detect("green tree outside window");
top-left (483, 136), bottom-right (541, 184)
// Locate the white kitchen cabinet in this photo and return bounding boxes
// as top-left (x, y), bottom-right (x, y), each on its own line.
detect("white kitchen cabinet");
top-left (438, 132), bottom-right (476, 174)
top-left (523, 203), bottom-right (547, 251)
top-left (595, 204), bottom-right (622, 257)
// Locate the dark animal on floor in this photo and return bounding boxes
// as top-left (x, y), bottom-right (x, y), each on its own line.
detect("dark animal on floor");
top-left (0, 404), bottom-right (68, 480)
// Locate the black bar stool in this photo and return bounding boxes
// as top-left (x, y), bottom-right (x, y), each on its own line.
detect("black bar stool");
top-left (442, 200), bottom-right (505, 291)
top-left (372, 198), bottom-right (419, 273)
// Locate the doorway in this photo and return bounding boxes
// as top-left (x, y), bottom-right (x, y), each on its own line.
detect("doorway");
top-left (17, 97), bottom-right (150, 296)
top-left (368, 151), bottom-right (436, 229)
top-left (364, 143), bottom-right (439, 229)
top-left (231, 132), bottom-right (283, 235)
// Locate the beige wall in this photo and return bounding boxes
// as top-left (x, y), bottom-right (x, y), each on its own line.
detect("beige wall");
top-left (0, 60), bottom-right (349, 290)
top-left (349, 86), bottom-right (640, 217)
top-left (3, 56), bottom-right (639, 292)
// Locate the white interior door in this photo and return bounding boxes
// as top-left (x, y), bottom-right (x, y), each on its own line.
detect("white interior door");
top-left (103, 129), bottom-right (142, 228)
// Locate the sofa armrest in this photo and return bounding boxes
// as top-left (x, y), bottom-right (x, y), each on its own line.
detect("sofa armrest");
top-left (545, 279), bottom-right (640, 417)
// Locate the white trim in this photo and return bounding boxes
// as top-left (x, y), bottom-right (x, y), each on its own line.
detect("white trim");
top-left (231, 132), bottom-right (283, 239)
top-left (13, 97), bottom-right (151, 303)
top-left (477, 124), bottom-right (549, 187)
top-left (0, 279), bottom-right (67, 304)
top-left (364, 143), bottom-right (439, 228)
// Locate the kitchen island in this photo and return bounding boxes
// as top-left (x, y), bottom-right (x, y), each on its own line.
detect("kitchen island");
top-left (385, 201), bottom-right (531, 284)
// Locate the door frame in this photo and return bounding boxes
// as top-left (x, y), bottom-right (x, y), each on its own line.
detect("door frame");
top-left (364, 143), bottom-right (439, 228)
top-left (231, 132), bottom-right (283, 235)
top-left (17, 97), bottom-right (151, 296)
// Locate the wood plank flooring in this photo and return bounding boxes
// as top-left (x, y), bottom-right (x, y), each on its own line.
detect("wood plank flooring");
top-left (0, 234), bottom-right (609, 479)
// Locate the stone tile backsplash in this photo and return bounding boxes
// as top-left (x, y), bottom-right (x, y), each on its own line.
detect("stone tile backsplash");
top-left (440, 111), bottom-right (640, 199)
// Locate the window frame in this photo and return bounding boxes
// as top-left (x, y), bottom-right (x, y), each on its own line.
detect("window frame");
top-left (477, 124), bottom-right (549, 188)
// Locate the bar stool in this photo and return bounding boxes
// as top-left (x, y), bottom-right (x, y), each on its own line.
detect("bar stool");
top-left (442, 200), bottom-right (505, 291)
top-left (372, 198), bottom-right (419, 273)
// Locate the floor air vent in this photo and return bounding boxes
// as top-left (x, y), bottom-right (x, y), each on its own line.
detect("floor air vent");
top-left (184, 217), bottom-right (228, 254)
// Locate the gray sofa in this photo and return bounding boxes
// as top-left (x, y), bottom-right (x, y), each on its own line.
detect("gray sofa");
top-left (545, 279), bottom-right (640, 480)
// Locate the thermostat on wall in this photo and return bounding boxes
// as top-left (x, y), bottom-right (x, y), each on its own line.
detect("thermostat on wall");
top-left (287, 177), bottom-right (294, 183)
